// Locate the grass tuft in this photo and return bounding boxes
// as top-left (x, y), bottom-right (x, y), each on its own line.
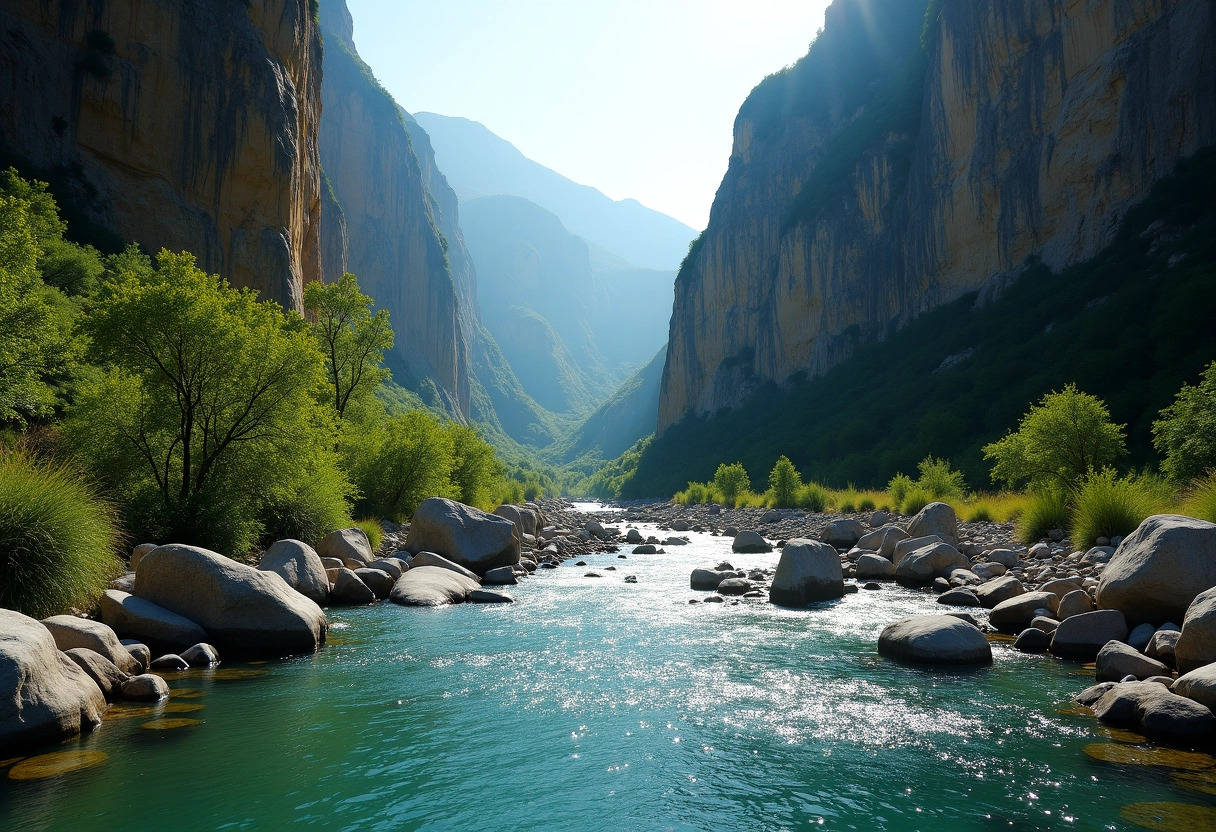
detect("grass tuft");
top-left (1018, 488), bottom-right (1071, 544)
top-left (354, 518), bottom-right (383, 552)
top-left (1180, 474), bottom-right (1216, 522)
top-left (1070, 470), bottom-right (1169, 547)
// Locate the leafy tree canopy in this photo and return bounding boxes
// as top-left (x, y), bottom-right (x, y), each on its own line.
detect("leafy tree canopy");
top-left (304, 272), bottom-right (394, 419)
top-left (1153, 360), bottom-right (1216, 484)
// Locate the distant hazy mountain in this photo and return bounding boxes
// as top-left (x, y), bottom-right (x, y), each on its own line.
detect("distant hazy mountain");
top-left (412, 112), bottom-right (699, 272)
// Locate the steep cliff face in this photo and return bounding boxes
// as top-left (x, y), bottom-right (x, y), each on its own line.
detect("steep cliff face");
top-left (659, 0), bottom-right (1216, 433)
top-left (318, 0), bottom-right (469, 416)
top-left (0, 0), bottom-right (322, 309)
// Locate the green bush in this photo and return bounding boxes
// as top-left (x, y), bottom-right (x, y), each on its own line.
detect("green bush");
top-left (767, 455), bottom-right (802, 508)
top-left (1153, 360), bottom-right (1216, 484)
top-left (445, 423), bottom-right (502, 510)
top-left (901, 488), bottom-right (931, 515)
top-left (965, 504), bottom-right (993, 523)
top-left (256, 453), bottom-right (354, 547)
top-left (1018, 488), bottom-right (1071, 544)
top-left (1070, 469), bottom-right (1167, 547)
top-left (915, 455), bottom-right (967, 499)
top-left (0, 450), bottom-right (121, 617)
top-left (354, 518), bottom-right (383, 551)
top-left (888, 473), bottom-right (913, 507)
top-left (858, 496), bottom-right (876, 511)
top-left (713, 462), bottom-right (751, 508)
top-left (1181, 474), bottom-right (1216, 522)
top-left (797, 481), bottom-right (828, 513)
top-left (345, 410), bottom-right (453, 523)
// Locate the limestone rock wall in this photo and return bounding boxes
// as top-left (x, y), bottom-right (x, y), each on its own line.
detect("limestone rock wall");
top-left (0, 0), bottom-right (323, 309)
top-left (658, 0), bottom-right (1216, 432)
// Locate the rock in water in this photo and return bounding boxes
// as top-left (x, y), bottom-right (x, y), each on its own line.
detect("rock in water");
top-left (1092, 681), bottom-right (1216, 742)
top-left (353, 568), bottom-right (394, 600)
top-left (975, 576), bottom-right (1026, 608)
top-left (822, 518), bottom-right (863, 547)
top-left (878, 615), bottom-right (992, 665)
top-left (40, 615), bottom-right (142, 675)
top-left (134, 544), bottom-right (327, 656)
top-left (1049, 610), bottom-right (1129, 660)
top-left (63, 648), bottom-right (128, 700)
top-left (317, 528), bottom-right (375, 569)
top-left (1096, 515), bottom-right (1216, 626)
top-left (1095, 640), bottom-right (1170, 682)
top-left (1176, 586), bottom-right (1216, 673)
top-left (732, 531), bottom-right (772, 553)
top-left (854, 554), bottom-right (895, 579)
top-left (101, 590), bottom-right (209, 651)
top-left (482, 566), bottom-right (518, 586)
top-left (0, 609), bottom-right (106, 750)
top-left (260, 539), bottom-right (331, 605)
top-left (180, 643), bottom-right (220, 667)
top-left (690, 569), bottom-right (733, 591)
top-left (120, 674), bottom-right (170, 702)
top-left (1173, 664), bottom-right (1216, 712)
top-left (907, 502), bottom-right (959, 542)
top-left (989, 592), bottom-right (1060, 633)
top-left (468, 589), bottom-right (513, 604)
top-left (405, 498), bottom-right (521, 576)
top-left (894, 543), bottom-right (970, 586)
top-left (1013, 628), bottom-right (1050, 653)
top-left (389, 566), bottom-right (480, 607)
top-left (329, 568), bottom-right (376, 605)
top-left (769, 539), bottom-right (843, 606)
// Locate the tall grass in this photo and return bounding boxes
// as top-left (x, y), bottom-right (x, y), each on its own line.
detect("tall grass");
top-left (1070, 470), bottom-right (1170, 547)
top-left (354, 518), bottom-right (383, 551)
top-left (1018, 488), bottom-right (1071, 544)
top-left (1180, 474), bottom-right (1216, 522)
top-left (0, 451), bottom-right (122, 618)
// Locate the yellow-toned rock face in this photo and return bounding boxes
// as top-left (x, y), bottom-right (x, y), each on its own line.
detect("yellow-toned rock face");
top-left (0, 0), bottom-right (323, 310)
top-left (658, 0), bottom-right (1216, 432)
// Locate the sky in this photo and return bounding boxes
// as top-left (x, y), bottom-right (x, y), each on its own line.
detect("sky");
top-left (345, 0), bottom-right (833, 230)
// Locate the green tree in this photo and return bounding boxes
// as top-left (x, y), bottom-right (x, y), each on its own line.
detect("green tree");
top-left (66, 248), bottom-right (348, 553)
top-left (445, 422), bottom-right (501, 509)
top-left (713, 461), bottom-right (751, 507)
top-left (1153, 361), bottom-right (1216, 483)
top-left (915, 455), bottom-right (967, 499)
top-left (348, 410), bottom-right (454, 522)
top-left (767, 455), bottom-right (802, 508)
top-left (304, 272), bottom-right (394, 419)
top-left (983, 384), bottom-right (1127, 492)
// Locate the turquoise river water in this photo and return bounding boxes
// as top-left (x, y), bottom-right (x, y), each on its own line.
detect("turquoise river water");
top-left (2, 504), bottom-right (1214, 831)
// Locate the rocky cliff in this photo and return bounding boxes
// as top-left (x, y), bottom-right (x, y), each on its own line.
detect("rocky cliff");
top-left (318, 0), bottom-right (469, 416)
top-left (659, 0), bottom-right (1216, 433)
top-left (0, 0), bottom-right (323, 309)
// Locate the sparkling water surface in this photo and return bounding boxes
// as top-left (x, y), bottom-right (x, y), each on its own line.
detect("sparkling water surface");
top-left (2, 505), bottom-right (1213, 831)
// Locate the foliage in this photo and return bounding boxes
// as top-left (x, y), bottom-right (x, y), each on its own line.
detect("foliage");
top-left (345, 410), bottom-right (454, 522)
top-left (354, 518), bottom-right (383, 552)
top-left (797, 481), bottom-right (828, 513)
top-left (1070, 469), bottom-right (1169, 548)
top-left (713, 462), bottom-right (751, 508)
top-left (0, 449), bottom-right (121, 617)
top-left (1153, 361), bottom-right (1216, 484)
top-left (66, 249), bottom-right (349, 554)
top-left (767, 455), bottom-right (802, 508)
top-left (1017, 487), bottom-right (1071, 544)
top-left (255, 452), bottom-right (354, 547)
top-left (444, 423), bottom-right (502, 510)
top-left (887, 473), bottom-right (913, 507)
top-left (915, 455), bottom-right (967, 499)
top-left (304, 272), bottom-right (394, 418)
top-left (984, 384), bottom-right (1127, 493)
top-left (901, 488), bottom-right (931, 516)
top-left (576, 436), bottom-right (651, 499)
top-left (1181, 474), bottom-right (1216, 523)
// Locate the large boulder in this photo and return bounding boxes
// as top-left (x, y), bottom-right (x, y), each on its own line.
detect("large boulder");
top-left (259, 540), bottom-right (330, 605)
top-left (975, 576), bottom-right (1026, 609)
top-left (0, 609), bottom-right (107, 750)
top-left (989, 591), bottom-right (1060, 633)
top-left (891, 535), bottom-right (944, 565)
top-left (329, 568), bottom-right (376, 605)
top-left (100, 590), bottom-right (209, 651)
top-left (894, 543), bottom-right (969, 586)
top-left (690, 569), bottom-right (732, 591)
top-left (409, 551), bottom-right (481, 581)
top-left (877, 615), bottom-right (991, 665)
top-left (1096, 515), bottom-right (1216, 626)
top-left (854, 554), bottom-right (895, 579)
top-left (1049, 609), bottom-right (1129, 660)
top-left (1173, 664), bottom-right (1216, 712)
top-left (1175, 586), bottom-right (1216, 674)
top-left (134, 544), bottom-right (327, 656)
top-left (1147, 628), bottom-right (1182, 667)
top-left (769, 539), bottom-right (843, 606)
top-left (1095, 640), bottom-right (1170, 682)
top-left (405, 498), bottom-right (521, 576)
top-left (63, 648), bottom-right (129, 700)
top-left (41, 615), bottom-right (141, 674)
top-left (388, 566), bottom-right (480, 607)
top-left (822, 518), bottom-right (864, 548)
top-left (907, 502), bottom-right (959, 542)
top-left (1092, 680), bottom-right (1216, 742)
top-left (316, 528), bottom-right (375, 569)
top-left (493, 504), bottom-right (537, 538)
top-left (858, 526), bottom-right (906, 557)
top-left (1057, 589), bottom-right (1094, 620)
top-left (731, 531), bottom-right (772, 553)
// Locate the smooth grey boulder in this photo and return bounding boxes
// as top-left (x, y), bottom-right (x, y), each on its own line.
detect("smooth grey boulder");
top-left (1173, 664), bottom-right (1216, 712)
top-left (130, 542), bottom-right (159, 572)
top-left (1075, 682), bottom-right (1118, 707)
top-left (975, 576), bottom-right (1026, 609)
top-left (990, 592), bottom-right (1060, 633)
top-left (330, 568), bottom-right (376, 605)
top-left (760, 509), bottom-right (781, 524)
top-left (482, 566), bottom-right (518, 586)
top-left (180, 643), bottom-right (220, 667)
top-left (493, 504), bottom-right (538, 538)
top-left (409, 551), bottom-right (480, 581)
top-left (63, 647), bottom-right (128, 700)
top-left (317, 528), bottom-right (375, 569)
top-left (260, 539), bottom-right (330, 605)
top-left (633, 544), bottom-right (661, 554)
top-left (732, 531), bottom-right (772, 553)
top-left (937, 588), bottom-right (981, 607)
top-left (1057, 589), bottom-right (1094, 620)
top-left (877, 615), bottom-right (991, 665)
top-left (1049, 609), bottom-right (1129, 660)
top-left (1092, 680), bottom-right (1216, 741)
top-left (625, 529), bottom-right (644, 543)
top-left (0, 610), bottom-right (107, 751)
top-left (320, 556), bottom-right (345, 570)
top-left (389, 566), bottom-right (480, 607)
top-left (469, 589), bottom-right (513, 604)
top-left (894, 543), bottom-right (969, 586)
top-left (1040, 578), bottom-right (1083, 601)
top-left (134, 544), bottom-right (327, 655)
top-left (406, 498), bottom-right (520, 576)
top-left (1096, 640), bottom-right (1170, 682)
top-left (891, 535), bottom-right (944, 566)
top-left (150, 654), bottom-right (189, 671)
top-left (367, 558), bottom-right (405, 580)
top-left (822, 518), bottom-right (864, 547)
top-left (1176, 586), bottom-right (1216, 673)
top-left (1096, 515), bottom-right (1216, 626)
top-left (41, 615), bottom-right (141, 674)
top-left (690, 568), bottom-right (732, 591)
top-left (985, 549), bottom-right (1020, 568)
top-left (971, 562), bottom-right (1007, 581)
top-left (1014, 628), bottom-right (1050, 653)
top-left (859, 525), bottom-right (906, 557)
top-left (1128, 622), bottom-right (1156, 652)
top-left (354, 568), bottom-right (394, 600)
top-left (907, 502), bottom-right (959, 542)
top-left (1147, 628), bottom-right (1181, 667)
top-left (854, 554), bottom-right (895, 579)
top-left (101, 589), bottom-right (209, 651)
top-left (120, 673), bottom-right (169, 702)
top-left (769, 539), bottom-right (843, 606)
top-left (1081, 546), bottom-right (1116, 564)
top-left (717, 578), bottom-right (752, 596)
top-left (121, 640), bottom-right (151, 673)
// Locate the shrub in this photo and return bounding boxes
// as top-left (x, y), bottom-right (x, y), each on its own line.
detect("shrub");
top-left (713, 462), bottom-right (751, 508)
top-left (1070, 469), bottom-right (1168, 547)
top-left (1180, 474), bottom-right (1216, 522)
top-left (965, 504), bottom-right (993, 523)
top-left (1018, 487), bottom-right (1071, 544)
top-left (346, 410), bottom-right (453, 523)
top-left (1153, 361), bottom-right (1216, 484)
top-left (445, 423), bottom-right (501, 510)
top-left (0, 450), bottom-right (121, 617)
top-left (857, 496), bottom-right (876, 511)
top-left (915, 455), bottom-right (967, 499)
top-left (767, 455), bottom-right (802, 508)
top-left (354, 518), bottom-right (383, 551)
top-left (838, 499), bottom-right (857, 513)
top-left (887, 473), bottom-right (913, 507)
top-left (984, 384), bottom-right (1127, 493)
top-left (675, 481), bottom-right (710, 505)
top-left (797, 481), bottom-right (828, 513)
top-left (257, 453), bottom-right (354, 547)
top-left (900, 488), bottom-right (931, 515)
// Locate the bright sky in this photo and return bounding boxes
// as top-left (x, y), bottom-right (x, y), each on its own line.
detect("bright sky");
top-left (345, 0), bottom-right (832, 230)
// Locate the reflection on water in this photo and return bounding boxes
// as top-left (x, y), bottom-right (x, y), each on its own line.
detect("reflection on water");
top-left (2, 519), bottom-right (1213, 831)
